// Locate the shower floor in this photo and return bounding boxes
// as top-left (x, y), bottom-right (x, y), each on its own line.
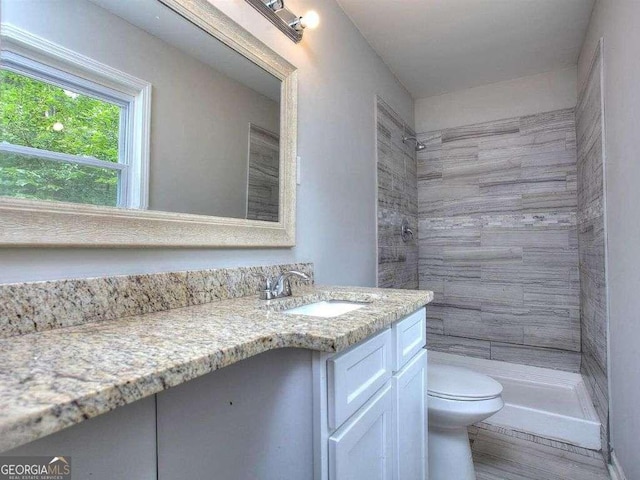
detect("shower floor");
top-left (429, 351), bottom-right (601, 450)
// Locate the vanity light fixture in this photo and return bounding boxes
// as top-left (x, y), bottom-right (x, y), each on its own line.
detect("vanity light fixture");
top-left (244, 0), bottom-right (320, 43)
top-left (265, 0), bottom-right (285, 12)
top-left (289, 10), bottom-right (320, 32)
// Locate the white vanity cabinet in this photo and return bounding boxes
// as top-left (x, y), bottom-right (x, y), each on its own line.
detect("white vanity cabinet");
top-left (316, 307), bottom-right (428, 480)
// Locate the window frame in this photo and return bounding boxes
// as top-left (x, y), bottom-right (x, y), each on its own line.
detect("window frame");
top-left (0, 24), bottom-right (152, 209)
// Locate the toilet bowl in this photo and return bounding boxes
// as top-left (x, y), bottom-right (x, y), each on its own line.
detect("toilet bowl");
top-left (428, 364), bottom-right (504, 480)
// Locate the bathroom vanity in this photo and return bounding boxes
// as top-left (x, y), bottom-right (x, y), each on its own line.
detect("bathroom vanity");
top-left (157, 305), bottom-right (428, 480)
top-left (0, 265), bottom-right (433, 480)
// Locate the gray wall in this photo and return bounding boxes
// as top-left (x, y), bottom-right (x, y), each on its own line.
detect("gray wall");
top-left (376, 98), bottom-right (418, 289)
top-left (415, 67), bottom-right (578, 133)
top-left (417, 109), bottom-right (581, 372)
top-left (3, 0), bottom-right (280, 219)
top-left (576, 40), bottom-right (609, 460)
top-left (0, 0), bottom-right (414, 286)
top-left (579, 1), bottom-right (640, 477)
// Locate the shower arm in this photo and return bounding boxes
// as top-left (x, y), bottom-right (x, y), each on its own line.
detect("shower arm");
top-left (402, 135), bottom-right (426, 151)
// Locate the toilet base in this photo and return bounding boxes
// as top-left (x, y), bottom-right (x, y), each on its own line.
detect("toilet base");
top-left (428, 425), bottom-right (475, 480)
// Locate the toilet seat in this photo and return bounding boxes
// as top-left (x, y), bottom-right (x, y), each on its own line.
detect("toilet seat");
top-left (428, 364), bottom-right (503, 401)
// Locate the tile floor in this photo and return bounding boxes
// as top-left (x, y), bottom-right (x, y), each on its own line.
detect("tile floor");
top-left (470, 426), bottom-right (610, 480)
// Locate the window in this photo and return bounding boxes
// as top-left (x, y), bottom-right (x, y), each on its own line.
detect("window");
top-left (0, 27), bottom-right (150, 208)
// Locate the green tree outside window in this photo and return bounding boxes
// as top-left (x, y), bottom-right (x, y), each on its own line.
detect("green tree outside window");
top-left (0, 69), bottom-right (122, 206)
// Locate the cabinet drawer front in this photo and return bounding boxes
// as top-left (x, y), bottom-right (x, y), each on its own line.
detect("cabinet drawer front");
top-left (393, 308), bottom-right (426, 372)
top-left (329, 383), bottom-right (394, 480)
top-left (328, 328), bottom-right (393, 429)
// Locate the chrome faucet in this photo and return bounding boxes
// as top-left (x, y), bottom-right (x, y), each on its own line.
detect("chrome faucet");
top-left (261, 270), bottom-right (311, 300)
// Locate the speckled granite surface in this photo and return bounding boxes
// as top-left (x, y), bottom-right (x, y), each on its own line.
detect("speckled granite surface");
top-left (0, 263), bottom-right (313, 338)
top-left (0, 285), bottom-right (433, 452)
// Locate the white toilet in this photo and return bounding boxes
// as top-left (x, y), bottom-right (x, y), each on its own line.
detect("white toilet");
top-left (427, 364), bottom-right (504, 480)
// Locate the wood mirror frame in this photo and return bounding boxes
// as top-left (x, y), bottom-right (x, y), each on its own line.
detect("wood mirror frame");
top-left (0, 0), bottom-right (297, 247)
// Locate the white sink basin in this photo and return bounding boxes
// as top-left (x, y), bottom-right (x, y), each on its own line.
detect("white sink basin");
top-left (283, 300), bottom-right (367, 318)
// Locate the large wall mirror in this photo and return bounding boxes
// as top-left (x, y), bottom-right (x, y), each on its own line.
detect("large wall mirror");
top-left (0, 0), bottom-right (297, 246)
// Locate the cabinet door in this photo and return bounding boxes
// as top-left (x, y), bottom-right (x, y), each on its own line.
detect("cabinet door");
top-left (393, 349), bottom-right (427, 480)
top-left (329, 383), bottom-right (393, 480)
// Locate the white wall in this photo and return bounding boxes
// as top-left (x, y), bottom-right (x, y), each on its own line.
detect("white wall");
top-left (415, 67), bottom-right (577, 132)
top-left (0, 0), bottom-right (414, 285)
top-left (4, 0), bottom-right (280, 219)
top-left (578, 1), bottom-right (640, 477)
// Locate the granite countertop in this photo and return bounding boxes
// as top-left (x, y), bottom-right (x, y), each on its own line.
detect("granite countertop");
top-left (0, 285), bottom-right (433, 452)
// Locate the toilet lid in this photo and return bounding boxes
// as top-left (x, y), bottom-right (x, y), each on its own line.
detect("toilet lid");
top-left (428, 364), bottom-right (503, 401)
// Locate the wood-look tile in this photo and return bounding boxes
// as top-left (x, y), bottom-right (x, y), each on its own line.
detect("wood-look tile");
top-left (442, 118), bottom-right (520, 143)
top-left (523, 325), bottom-right (580, 352)
top-left (427, 333), bottom-right (491, 359)
top-left (425, 316), bottom-right (445, 335)
top-left (417, 148), bottom-right (442, 181)
top-left (472, 428), bottom-right (609, 480)
top-left (519, 108), bottom-right (576, 135)
top-left (575, 44), bottom-right (608, 457)
top-left (443, 246), bottom-right (523, 265)
top-left (474, 423), bottom-right (603, 459)
top-left (376, 98), bottom-right (417, 290)
top-left (480, 305), bottom-right (580, 350)
top-left (443, 157), bottom-right (521, 185)
top-left (478, 131), bottom-right (567, 163)
top-left (490, 342), bottom-right (581, 372)
top-left (445, 313), bottom-right (524, 344)
top-left (522, 248), bottom-right (578, 267)
top-left (479, 177), bottom-right (567, 196)
top-left (481, 212), bottom-right (576, 229)
top-left (418, 225), bottom-right (481, 247)
top-left (444, 281), bottom-right (524, 306)
top-left (519, 148), bottom-right (577, 168)
top-left (442, 195), bottom-right (523, 217)
top-left (480, 304), bottom-right (577, 328)
top-left (520, 164), bottom-right (575, 188)
top-left (416, 107), bottom-right (581, 371)
top-left (522, 191), bottom-right (578, 212)
top-left (481, 229), bottom-right (569, 248)
top-left (523, 284), bottom-right (579, 308)
top-left (566, 129), bottom-right (577, 150)
top-left (481, 264), bottom-right (569, 287)
top-left (441, 141), bottom-right (479, 163)
top-left (418, 182), bottom-right (479, 203)
top-left (420, 263), bottom-right (481, 281)
top-left (418, 276), bottom-right (445, 297)
top-left (417, 131), bottom-right (442, 147)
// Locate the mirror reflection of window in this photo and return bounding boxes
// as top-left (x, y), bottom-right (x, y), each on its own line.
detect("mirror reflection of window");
top-left (0, 53), bottom-right (145, 208)
top-left (0, 0), bottom-right (282, 221)
top-left (246, 124), bottom-right (279, 222)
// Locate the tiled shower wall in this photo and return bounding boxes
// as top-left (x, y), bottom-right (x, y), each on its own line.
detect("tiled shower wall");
top-left (247, 125), bottom-right (280, 222)
top-left (576, 40), bottom-right (609, 458)
top-left (376, 98), bottom-right (418, 289)
top-left (417, 109), bottom-right (582, 371)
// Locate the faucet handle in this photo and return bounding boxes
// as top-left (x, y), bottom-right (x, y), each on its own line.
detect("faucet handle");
top-left (282, 278), bottom-right (292, 296)
top-left (260, 277), bottom-right (274, 300)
